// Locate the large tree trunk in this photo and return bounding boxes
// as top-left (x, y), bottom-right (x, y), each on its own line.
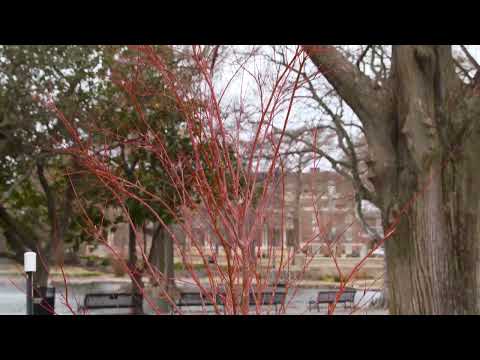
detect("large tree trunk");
top-left (148, 224), bottom-right (164, 278)
top-left (164, 227), bottom-right (175, 290)
top-left (149, 224), bottom-right (168, 282)
top-left (0, 204), bottom-right (52, 289)
top-left (128, 224), bottom-right (144, 314)
top-left (148, 224), bottom-right (176, 313)
top-left (35, 266), bottom-right (50, 289)
top-left (382, 46), bottom-right (480, 314)
top-left (304, 45), bottom-right (480, 314)
top-left (374, 250), bottom-right (389, 309)
top-left (384, 155), bottom-right (480, 314)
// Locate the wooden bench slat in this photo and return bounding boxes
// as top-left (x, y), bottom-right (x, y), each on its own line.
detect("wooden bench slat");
top-left (309, 288), bottom-right (357, 312)
top-left (81, 293), bottom-right (140, 310)
top-left (174, 288), bottom-right (287, 312)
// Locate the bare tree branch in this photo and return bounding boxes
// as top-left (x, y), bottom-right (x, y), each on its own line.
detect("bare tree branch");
top-left (302, 45), bottom-right (391, 126)
top-left (210, 45), bottom-right (221, 73)
top-left (356, 45), bottom-right (372, 69)
top-left (460, 45), bottom-right (480, 73)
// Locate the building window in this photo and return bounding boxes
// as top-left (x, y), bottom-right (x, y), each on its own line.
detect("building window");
top-left (312, 213), bottom-right (320, 235)
top-left (345, 227), bottom-right (353, 242)
top-left (345, 214), bottom-right (353, 242)
top-left (375, 218), bottom-right (384, 237)
top-left (286, 214), bottom-right (294, 230)
top-left (263, 224), bottom-right (269, 248)
top-left (329, 226), bottom-right (337, 242)
top-left (327, 181), bottom-right (336, 210)
top-left (328, 182), bottom-right (336, 197)
top-left (107, 229), bottom-right (114, 245)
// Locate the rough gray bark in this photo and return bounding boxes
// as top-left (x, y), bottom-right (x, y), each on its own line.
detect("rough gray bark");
top-left (128, 224), bottom-right (144, 314)
top-left (163, 226), bottom-right (175, 290)
top-left (148, 223), bottom-right (164, 276)
top-left (304, 45), bottom-right (480, 314)
top-left (148, 224), bottom-right (175, 288)
top-left (147, 223), bottom-right (176, 313)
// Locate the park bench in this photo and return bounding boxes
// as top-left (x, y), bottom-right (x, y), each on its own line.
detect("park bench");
top-left (171, 289), bottom-right (223, 313)
top-left (308, 288), bottom-right (356, 312)
top-left (248, 287), bottom-right (286, 311)
top-left (78, 293), bottom-right (142, 314)
top-left (175, 290), bottom-right (221, 307)
top-left (173, 286), bottom-right (286, 313)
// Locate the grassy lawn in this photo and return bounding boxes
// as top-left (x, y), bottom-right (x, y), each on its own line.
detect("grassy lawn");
top-left (0, 265), bottom-right (106, 278)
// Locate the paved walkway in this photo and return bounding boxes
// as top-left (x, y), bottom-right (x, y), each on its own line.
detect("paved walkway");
top-left (1, 274), bottom-right (387, 315)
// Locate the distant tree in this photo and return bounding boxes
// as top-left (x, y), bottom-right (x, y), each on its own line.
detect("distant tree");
top-left (89, 46), bottom-right (198, 313)
top-left (0, 45), bottom-right (110, 288)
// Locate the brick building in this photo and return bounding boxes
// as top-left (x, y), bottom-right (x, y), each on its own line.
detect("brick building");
top-left (262, 170), bottom-right (383, 257)
top-left (100, 170), bottom-right (383, 259)
top-left (193, 170), bottom-right (383, 258)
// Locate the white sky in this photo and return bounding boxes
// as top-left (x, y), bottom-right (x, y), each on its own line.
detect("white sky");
top-left (210, 45), bottom-right (480, 172)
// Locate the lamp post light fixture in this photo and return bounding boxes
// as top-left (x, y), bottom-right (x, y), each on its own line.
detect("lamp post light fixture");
top-left (24, 251), bottom-right (36, 315)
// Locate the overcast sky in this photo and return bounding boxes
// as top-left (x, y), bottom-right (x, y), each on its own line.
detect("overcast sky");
top-left (209, 45), bottom-right (480, 172)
